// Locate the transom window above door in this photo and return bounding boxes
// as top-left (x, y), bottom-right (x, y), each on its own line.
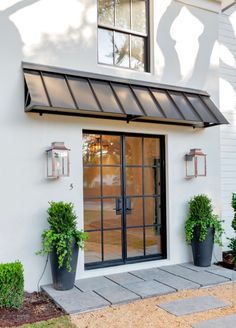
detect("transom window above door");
top-left (98, 0), bottom-right (149, 72)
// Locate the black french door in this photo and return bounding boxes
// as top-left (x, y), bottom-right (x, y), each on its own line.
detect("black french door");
top-left (83, 131), bottom-right (166, 269)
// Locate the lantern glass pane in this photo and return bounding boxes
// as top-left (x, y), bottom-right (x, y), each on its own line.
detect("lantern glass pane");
top-left (47, 150), bottom-right (53, 177)
top-left (186, 157), bottom-right (195, 177)
top-left (53, 150), bottom-right (69, 177)
top-left (196, 155), bottom-right (206, 176)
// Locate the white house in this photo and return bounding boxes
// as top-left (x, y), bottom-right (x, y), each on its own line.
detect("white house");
top-left (220, 2), bottom-right (236, 246)
top-left (0, 0), bottom-right (228, 291)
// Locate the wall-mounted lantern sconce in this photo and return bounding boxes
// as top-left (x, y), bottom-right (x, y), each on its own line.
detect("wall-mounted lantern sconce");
top-left (185, 148), bottom-right (206, 178)
top-left (46, 142), bottom-right (70, 179)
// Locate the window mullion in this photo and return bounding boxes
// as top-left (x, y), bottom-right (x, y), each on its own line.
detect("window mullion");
top-left (130, 0), bottom-right (132, 30)
top-left (129, 35), bottom-right (131, 69)
top-left (114, 0), bottom-right (116, 27)
top-left (98, 23), bottom-right (148, 38)
top-left (113, 31), bottom-right (115, 65)
top-left (129, 0), bottom-right (132, 69)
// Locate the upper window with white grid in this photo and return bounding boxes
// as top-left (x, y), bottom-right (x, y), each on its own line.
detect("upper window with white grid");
top-left (98, 0), bottom-right (149, 72)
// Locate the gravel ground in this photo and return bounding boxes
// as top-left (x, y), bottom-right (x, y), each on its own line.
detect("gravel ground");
top-left (71, 282), bottom-right (236, 328)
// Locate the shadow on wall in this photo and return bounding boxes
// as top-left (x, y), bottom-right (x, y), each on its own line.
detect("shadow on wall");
top-left (0, 0), bottom-right (40, 69)
top-left (16, 0), bottom-right (96, 69)
top-left (219, 6), bottom-right (236, 120)
top-left (157, 2), bottom-right (218, 88)
top-left (1, 0), bottom-right (96, 78)
top-left (0, 0), bottom-right (40, 122)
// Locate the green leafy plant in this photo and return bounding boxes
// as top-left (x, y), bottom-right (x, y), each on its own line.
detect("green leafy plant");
top-left (0, 261), bottom-right (24, 309)
top-left (185, 194), bottom-right (224, 245)
top-left (38, 202), bottom-right (88, 271)
top-left (228, 193), bottom-right (236, 265)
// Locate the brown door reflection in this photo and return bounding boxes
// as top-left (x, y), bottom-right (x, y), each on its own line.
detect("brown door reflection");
top-left (83, 132), bottom-right (165, 268)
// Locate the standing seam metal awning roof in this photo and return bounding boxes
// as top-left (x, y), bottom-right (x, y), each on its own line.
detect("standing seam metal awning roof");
top-left (23, 62), bottom-right (229, 128)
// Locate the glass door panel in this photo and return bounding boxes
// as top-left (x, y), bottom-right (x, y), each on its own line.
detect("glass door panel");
top-left (83, 167), bottom-right (101, 197)
top-left (144, 197), bottom-right (161, 226)
top-left (102, 135), bottom-right (121, 164)
top-left (144, 167), bottom-right (160, 195)
top-left (102, 167), bottom-right (121, 196)
top-left (103, 198), bottom-right (122, 229)
top-left (84, 231), bottom-right (102, 263)
top-left (126, 167), bottom-right (142, 195)
top-left (145, 227), bottom-right (161, 255)
top-left (103, 230), bottom-right (122, 261)
top-left (125, 137), bottom-right (142, 165)
top-left (84, 199), bottom-right (101, 230)
top-left (126, 228), bottom-right (144, 257)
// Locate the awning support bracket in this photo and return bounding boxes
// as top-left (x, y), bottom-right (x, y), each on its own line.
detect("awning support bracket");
top-left (126, 115), bottom-right (142, 123)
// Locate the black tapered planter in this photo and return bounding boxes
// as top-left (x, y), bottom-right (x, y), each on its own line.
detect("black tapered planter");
top-left (50, 240), bottom-right (78, 290)
top-left (191, 226), bottom-right (214, 267)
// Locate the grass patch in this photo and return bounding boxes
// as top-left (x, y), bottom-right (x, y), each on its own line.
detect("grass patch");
top-left (19, 316), bottom-right (76, 328)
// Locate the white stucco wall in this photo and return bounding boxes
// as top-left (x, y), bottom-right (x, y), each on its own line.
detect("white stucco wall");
top-left (0, 0), bottom-right (222, 291)
top-left (220, 4), bottom-right (236, 246)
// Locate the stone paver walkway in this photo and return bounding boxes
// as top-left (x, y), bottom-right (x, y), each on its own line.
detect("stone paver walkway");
top-left (42, 263), bottom-right (235, 314)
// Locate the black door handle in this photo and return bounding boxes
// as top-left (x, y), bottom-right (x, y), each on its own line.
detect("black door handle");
top-left (126, 197), bottom-right (132, 214)
top-left (115, 197), bottom-right (122, 215)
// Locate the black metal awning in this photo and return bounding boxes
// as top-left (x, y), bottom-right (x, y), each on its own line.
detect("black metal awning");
top-left (23, 62), bottom-right (228, 128)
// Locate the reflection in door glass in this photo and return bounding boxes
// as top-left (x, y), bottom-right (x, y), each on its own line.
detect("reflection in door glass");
top-left (104, 230), bottom-right (122, 260)
top-left (125, 137), bottom-right (142, 165)
top-left (103, 198), bottom-right (122, 229)
top-left (102, 167), bottom-right (121, 196)
top-left (84, 199), bottom-right (101, 230)
top-left (144, 197), bottom-right (161, 226)
top-left (83, 167), bottom-right (101, 198)
top-left (127, 228), bottom-right (144, 257)
top-left (83, 134), bottom-right (101, 165)
top-left (126, 198), bottom-right (143, 227)
top-left (85, 231), bottom-right (102, 263)
top-left (144, 167), bottom-right (160, 195)
top-left (144, 138), bottom-right (160, 166)
top-left (145, 227), bottom-right (161, 255)
top-left (102, 135), bottom-right (121, 165)
top-left (126, 167), bottom-right (142, 195)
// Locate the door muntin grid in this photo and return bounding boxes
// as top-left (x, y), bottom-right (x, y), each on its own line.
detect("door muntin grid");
top-left (83, 132), bottom-right (166, 268)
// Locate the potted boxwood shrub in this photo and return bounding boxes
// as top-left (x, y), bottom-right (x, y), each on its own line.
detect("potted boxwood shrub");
top-left (226, 193), bottom-right (236, 269)
top-left (38, 201), bottom-right (88, 290)
top-left (185, 194), bottom-right (224, 267)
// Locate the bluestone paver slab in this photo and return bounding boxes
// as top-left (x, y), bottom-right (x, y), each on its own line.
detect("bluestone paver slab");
top-left (106, 272), bottom-right (144, 286)
top-left (206, 267), bottom-right (236, 281)
top-left (95, 285), bottom-right (140, 304)
top-left (158, 295), bottom-right (228, 316)
top-left (192, 314), bottom-right (236, 328)
top-left (42, 285), bottom-right (110, 313)
top-left (160, 265), bottom-right (229, 286)
top-left (154, 269), bottom-right (200, 290)
top-left (131, 268), bottom-right (200, 290)
top-left (125, 280), bottom-right (175, 298)
top-left (180, 263), bottom-right (236, 281)
top-left (180, 263), bottom-right (219, 272)
top-left (130, 268), bottom-right (161, 280)
top-left (75, 276), bottom-right (118, 292)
